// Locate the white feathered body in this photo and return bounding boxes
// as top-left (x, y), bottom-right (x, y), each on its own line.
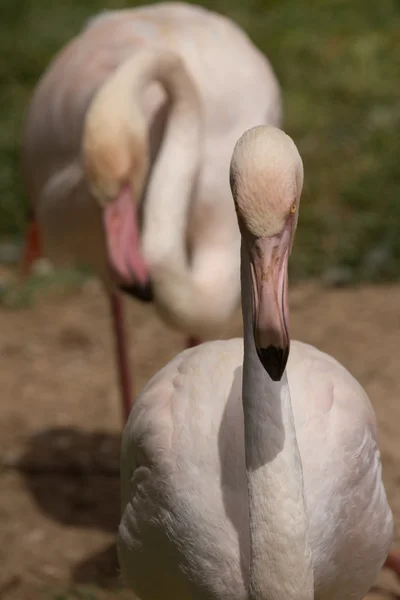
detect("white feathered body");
top-left (119, 339), bottom-right (392, 600)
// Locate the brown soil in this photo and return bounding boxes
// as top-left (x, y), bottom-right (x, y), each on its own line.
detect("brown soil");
top-left (0, 279), bottom-right (399, 599)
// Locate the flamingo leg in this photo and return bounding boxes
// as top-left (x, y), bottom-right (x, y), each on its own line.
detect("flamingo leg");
top-left (186, 336), bottom-right (202, 348)
top-left (109, 291), bottom-right (133, 424)
top-left (383, 550), bottom-right (400, 580)
top-left (21, 217), bottom-right (41, 276)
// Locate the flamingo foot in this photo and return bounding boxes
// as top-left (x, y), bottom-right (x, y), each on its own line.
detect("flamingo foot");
top-left (383, 550), bottom-right (400, 581)
top-left (21, 217), bottom-right (41, 277)
top-left (109, 291), bottom-right (133, 424)
top-left (186, 336), bottom-right (202, 348)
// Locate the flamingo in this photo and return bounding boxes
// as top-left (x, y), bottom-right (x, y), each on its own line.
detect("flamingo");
top-left (118, 126), bottom-right (398, 599)
top-left (21, 2), bottom-right (281, 422)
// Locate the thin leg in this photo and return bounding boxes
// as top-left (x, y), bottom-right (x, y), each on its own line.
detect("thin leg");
top-left (186, 336), bottom-right (202, 348)
top-left (383, 550), bottom-right (400, 580)
top-left (109, 291), bottom-right (133, 424)
top-left (21, 218), bottom-right (41, 276)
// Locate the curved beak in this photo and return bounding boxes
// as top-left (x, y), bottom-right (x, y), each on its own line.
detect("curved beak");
top-left (103, 184), bottom-right (151, 295)
top-left (249, 221), bottom-right (292, 381)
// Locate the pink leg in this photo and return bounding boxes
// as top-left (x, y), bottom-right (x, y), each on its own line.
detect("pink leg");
top-left (383, 550), bottom-right (400, 580)
top-left (21, 217), bottom-right (41, 277)
top-left (186, 336), bottom-right (202, 348)
top-left (109, 291), bottom-right (133, 424)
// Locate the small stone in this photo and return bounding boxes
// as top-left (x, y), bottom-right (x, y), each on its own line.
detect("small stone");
top-left (31, 258), bottom-right (54, 276)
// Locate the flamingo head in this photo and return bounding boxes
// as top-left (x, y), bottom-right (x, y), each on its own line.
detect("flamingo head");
top-left (82, 89), bottom-right (152, 301)
top-left (230, 126), bottom-right (304, 381)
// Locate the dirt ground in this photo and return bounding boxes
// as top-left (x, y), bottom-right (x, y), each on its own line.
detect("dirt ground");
top-left (0, 278), bottom-right (400, 599)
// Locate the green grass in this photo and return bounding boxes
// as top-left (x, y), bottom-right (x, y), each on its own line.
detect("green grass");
top-left (49, 586), bottom-right (99, 600)
top-left (1, 0), bottom-right (399, 282)
top-left (0, 267), bottom-right (90, 308)
top-left (47, 583), bottom-right (131, 599)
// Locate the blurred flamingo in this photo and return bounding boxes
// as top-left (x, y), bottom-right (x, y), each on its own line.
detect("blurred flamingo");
top-left (21, 2), bottom-right (281, 422)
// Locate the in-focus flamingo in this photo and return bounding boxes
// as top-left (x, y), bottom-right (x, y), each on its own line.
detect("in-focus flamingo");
top-left (118, 126), bottom-right (398, 599)
top-left (21, 2), bottom-right (282, 422)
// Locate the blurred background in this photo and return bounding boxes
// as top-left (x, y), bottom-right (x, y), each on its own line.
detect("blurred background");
top-left (0, 1), bottom-right (399, 599)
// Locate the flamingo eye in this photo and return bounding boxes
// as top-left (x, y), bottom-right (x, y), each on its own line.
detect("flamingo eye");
top-left (290, 203), bottom-right (296, 214)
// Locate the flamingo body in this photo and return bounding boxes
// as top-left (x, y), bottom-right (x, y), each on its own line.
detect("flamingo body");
top-left (119, 339), bottom-right (392, 600)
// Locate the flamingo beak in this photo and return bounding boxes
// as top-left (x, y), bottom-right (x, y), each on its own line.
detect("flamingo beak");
top-left (249, 220), bottom-right (292, 381)
top-left (103, 184), bottom-right (152, 300)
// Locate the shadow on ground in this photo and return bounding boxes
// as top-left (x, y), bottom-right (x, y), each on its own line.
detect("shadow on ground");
top-left (15, 427), bottom-right (123, 588)
top-left (73, 542), bottom-right (121, 588)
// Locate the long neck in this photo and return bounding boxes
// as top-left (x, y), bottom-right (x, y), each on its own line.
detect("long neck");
top-left (240, 243), bottom-right (314, 600)
top-left (88, 49), bottom-right (233, 336)
top-left (137, 51), bottom-right (206, 332)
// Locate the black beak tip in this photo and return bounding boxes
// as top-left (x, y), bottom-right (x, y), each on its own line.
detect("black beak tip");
top-left (256, 345), bottom-right (289, 381)
top-left (119, 280), bottom-right (154, 303)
